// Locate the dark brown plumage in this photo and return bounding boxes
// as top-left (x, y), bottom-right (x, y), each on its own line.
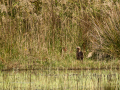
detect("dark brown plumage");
top-left (76, 47), bottom-right (83, 60)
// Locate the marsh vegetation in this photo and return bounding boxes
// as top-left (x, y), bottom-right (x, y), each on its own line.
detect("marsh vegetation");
top-left (0, 0), bottom-right (120, 89)
top-left (0, 70), bottom-right (120, 90)
top-left (0, 0), bottom-right (120, 70)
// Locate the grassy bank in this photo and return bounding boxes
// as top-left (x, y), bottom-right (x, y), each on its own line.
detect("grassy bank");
top-left (1, 56), bottom-right (120, 71)
top-left (0, 0), bottom-right (120, 70)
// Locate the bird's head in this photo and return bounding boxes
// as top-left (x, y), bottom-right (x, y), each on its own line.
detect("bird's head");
top-left (76, 46), bottom-right (81, 52)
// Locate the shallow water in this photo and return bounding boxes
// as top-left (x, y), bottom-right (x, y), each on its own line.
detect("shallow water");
top-left (0, 69), bottom-right (120, 90)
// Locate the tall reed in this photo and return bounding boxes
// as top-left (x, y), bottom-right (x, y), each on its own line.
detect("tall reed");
top-left (0, 0), bottom-right (119, 69)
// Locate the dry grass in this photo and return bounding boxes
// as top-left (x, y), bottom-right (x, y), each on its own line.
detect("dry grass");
top-left (0, 0), bottom-right (120, 70)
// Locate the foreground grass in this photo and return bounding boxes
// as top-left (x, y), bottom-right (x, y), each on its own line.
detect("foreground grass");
top-left (0, 69), bottom-right (120, 90)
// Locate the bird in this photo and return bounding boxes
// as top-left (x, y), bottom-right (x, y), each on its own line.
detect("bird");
top-left (76, 46), bottom-right (83, 60)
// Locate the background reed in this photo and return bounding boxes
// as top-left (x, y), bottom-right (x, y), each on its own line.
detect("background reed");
top-left (0, 0), bottom-right (120, 69)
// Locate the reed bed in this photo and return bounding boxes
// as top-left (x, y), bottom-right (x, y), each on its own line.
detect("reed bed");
top-left (0, 0), bottom-right (120, 70)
